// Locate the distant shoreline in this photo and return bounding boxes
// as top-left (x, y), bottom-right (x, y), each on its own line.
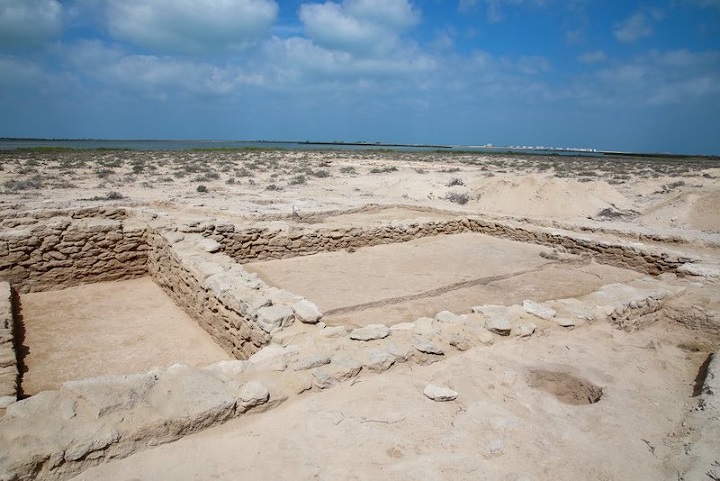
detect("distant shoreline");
top-left (0, 138), bottom-right (717, 159)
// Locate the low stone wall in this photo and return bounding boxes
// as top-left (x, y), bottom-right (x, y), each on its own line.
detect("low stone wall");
top-left (147, 231), bottom-right (322, 360)
top-left (214, 217), bottom-right (693, 276)
top-left (0, 218), bottom-right (148, 293)
top-left (0, 282), bottom-right (17, 408)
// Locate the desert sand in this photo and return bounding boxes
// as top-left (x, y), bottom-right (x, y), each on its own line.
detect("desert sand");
top-left (1, 148), bottom-right (720, 480)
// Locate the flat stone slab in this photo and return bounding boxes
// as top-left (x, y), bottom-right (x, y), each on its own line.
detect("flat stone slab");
top-left (349, 324), bottom-right (390, 341)
top-left (423, 384), bottom-right (458, 402)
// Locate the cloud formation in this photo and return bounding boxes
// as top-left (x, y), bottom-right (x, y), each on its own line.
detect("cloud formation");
top-left (299, 0), bottom-right (419, 56)
top-left (0, 0), bottom-right (63, 48)
top-left (613, 12), bottom-right (655, 43)
top-left (104, 0), bottom-right (279, 53)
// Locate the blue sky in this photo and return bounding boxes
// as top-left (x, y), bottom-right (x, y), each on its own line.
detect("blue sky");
top-left (1, 0), bottom-right (719, 154)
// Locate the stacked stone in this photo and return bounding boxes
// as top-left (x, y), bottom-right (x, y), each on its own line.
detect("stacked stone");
top-left (0, 281), bottom-right (17, 408)
top-left (213, 217), bottom-right (694, 276)
top-left (147, 231), bottom-right (322, 361)
top-left (0, 218), bottom-right (148, 293)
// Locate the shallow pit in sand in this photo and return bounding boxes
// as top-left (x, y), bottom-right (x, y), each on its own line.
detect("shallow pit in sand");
top-left (244, 232), bottom-right (644, 326)
top-left (18, 277), bottom-right (231, 395)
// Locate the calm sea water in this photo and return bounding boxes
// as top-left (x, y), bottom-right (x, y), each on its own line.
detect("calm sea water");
top-left (0, 138), bottom-right (602, 156)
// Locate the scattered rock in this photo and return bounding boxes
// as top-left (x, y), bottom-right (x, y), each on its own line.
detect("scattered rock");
top-left (413, 337), bottom-right (445, 355)
top-left (413, 317), bottom-right (438, 336)
top-left (312, 368), bottom-right (335, 389)
top-left (484, 316), bottom-right (513, 336)
top-left (197, 238), bottom-right (222, 253)
top-left (328, 357), bottom-right (363, 381)
top-left (512, 323), bottom-right (537, 337)
top-left (360, 350), bottom-right (396, 373)
top-left (238, 380), bottom-right (270, 409)
top-left (423, 384), bottom-right (458, 402)
top-left (293, 353), bottom-right (332, 371)
top-left (256, 305), bottom-right (295, 333)
top-left (555, 318), bottom-right (576, 328)
top-left (292, 299), bottom-right (323, 324)
top-left (435, 310), bottom-right (465, 324)
top-left (522, 300), bottom-right (556, 320)
top-left (350, 324), bottom-right (390, 341)
top-left (320, 326), bottom-right (347, 338)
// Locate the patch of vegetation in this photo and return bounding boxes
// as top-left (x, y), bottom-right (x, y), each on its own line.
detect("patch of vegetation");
top-left (340, 166), bottom-right (357, 174)
top-left (90, 191), bottom-right (124, 201)
top-left (440, 167), bottom-right (461, 173)
top-left (447, 177), bottom-right (464, 187)
top-left (265, 183), bottom-right (281, 191)
top-left (446, 191), bottom-right (470, 205)
top-left (289, 175), bottom-right (307, 185)
top-left (196, 185), bottom-right (208, 193)
top-left (4, 175), bottom-right (43, 190)
top-left (309, 169), bottom-right (330, 178)
top-left (369, 166), bottom-right (398, 174)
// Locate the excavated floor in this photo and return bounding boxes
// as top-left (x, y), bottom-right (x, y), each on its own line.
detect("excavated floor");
top-left (18, 277), bottom-right (231, 395)
top-left (243, 232), bottom-right (645, 327)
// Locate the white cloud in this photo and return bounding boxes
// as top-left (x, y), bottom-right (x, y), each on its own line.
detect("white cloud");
top-left (613, 12), bottom-right (653, 43)
top-left (578, 50), bottom-right (607, 64)
top-left (570, 49), bottom-right (720, 106)
top-left (0, 0), bottom-right (63, 48)
top-left (104, 0), bottom-right (278, 53)
top-left (458, 0), bottom-right (542, 22)
top-left (57, 40), bottom-right (264, 100)
top-left (299, 0), bottom-right (418, 56)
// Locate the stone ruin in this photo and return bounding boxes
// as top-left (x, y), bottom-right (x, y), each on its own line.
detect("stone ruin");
top-left (0, 204), bottom-right (719, 480)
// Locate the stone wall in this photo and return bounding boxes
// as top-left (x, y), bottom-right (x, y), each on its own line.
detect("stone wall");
top-left (0, 281), bottom-right (17, 408)
top-left (0, 217), bottom-right (148, 293)
top-left (215, 217), bottom-right (693, 276)
top-left (147, 231), bottom-right (322, 361)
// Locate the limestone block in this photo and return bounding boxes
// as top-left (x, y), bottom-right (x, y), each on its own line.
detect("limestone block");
top-left (435, 310), bottom-right (465, 324)
top-left (63, 372), bottom-right (158, 418)
top-left (521, 300), bottom-right (557, 320)
top-left (292, 299), bottom-right (323, 324)
top-left (238, 381), bottom-right (270, 409)
top-left (349, 324), bottom-right (390, 341)
top-left (423, 384), bottom-right (458, 402)
top-left (256, 305), bottom-right (295, 333)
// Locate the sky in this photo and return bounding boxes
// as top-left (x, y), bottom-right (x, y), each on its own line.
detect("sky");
top-left (1, 0), bottom-right (719, 154)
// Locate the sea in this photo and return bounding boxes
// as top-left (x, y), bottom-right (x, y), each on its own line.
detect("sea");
top-left (0, 138), bottom-right (603, 157)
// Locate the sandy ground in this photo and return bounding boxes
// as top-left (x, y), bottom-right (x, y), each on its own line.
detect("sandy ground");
top-left (19, 277), bottom-right (231, 394)
top-left (245, 233), bottom-right (642, 326)
top-left (71, 319), bottom-right (711, 481)
top-left (2, 149), bottom-right (720, 480)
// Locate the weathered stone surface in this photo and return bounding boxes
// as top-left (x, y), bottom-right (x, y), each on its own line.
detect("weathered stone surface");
top-left (293, 353), bottom-right (332, 371)
top-left (413, 337), bottom-right (445, 355)
top-left (413, 317), bottom-right (438, 336)
top-left (435, 310), bottom-right (465, 324)
top-left (63, 372), bottom-right (157, 417)
top-left (423, 384), bottom-right (458, 402)
top-left (320, 326), bottom-right (347, 338)
top-left (198, 238), bottom-right (222, 253)
top-left (248, 344), bottom-right (300, 372)
top-left (359, 350), bottom-right (396, 373)
top-left (312, 368), bottom-right (335, 389)
top-left (292, 299), bottom-right (323, 324)
top-left (328, 357), bottom-right (363, 381)
top-left (484, 316), bottom-right (513, 336)
top-left (238, 380), bottom-right (270, 408)
top-left (512, 323), bottom-right (537, 337)
top-left (256, 305), bottom-right (295, 333)
top-left (522, 300), bottom-right (557, 320)
top-left (350, 324), bottom-right (390, 341)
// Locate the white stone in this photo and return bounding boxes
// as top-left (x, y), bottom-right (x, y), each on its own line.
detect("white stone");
top-left (413, 337), bottom-right (445, 355)
top-left (522, 300), bottom-right (557, 320)
top-left (484, 317), bottom-right (513, 336)
top-left (349, 324), bottom-right (390, 341)
top-left (312, 368), bottom-right (335, 389)
top-left (513, 323), bottom-right (537, 337)
top-left (256, 305), bottom-right (295, 333)
top-left (435, 311), bottom-right (465, 324)
top-left (238, 381), bottom-right (269, 408)
top-left (292, 299), bottom-right (323, 324)
top-left (198, 238), bottom-right (222, 253)
top-left (423, 384), bottom-right (458, 402)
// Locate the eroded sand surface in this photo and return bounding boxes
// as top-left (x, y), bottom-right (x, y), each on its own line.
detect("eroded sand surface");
top-left (20, 277), bottom-right (231, 394)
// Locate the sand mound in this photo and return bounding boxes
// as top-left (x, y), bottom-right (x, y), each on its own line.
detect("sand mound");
top-left (639, 189), bottom-right (720, 231)
top-left (471, 175), bottom-right (632, 218)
